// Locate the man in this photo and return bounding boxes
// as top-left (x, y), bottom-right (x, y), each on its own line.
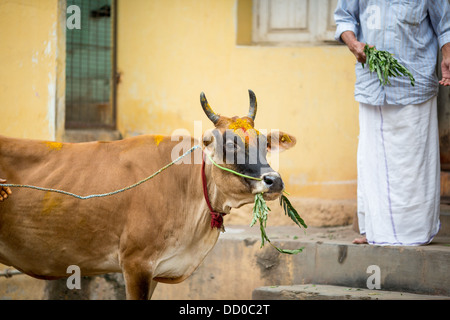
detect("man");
top-left (0, 179), bottom-right (11, 202)
top-left (335, 1), bottom-right (450, 245)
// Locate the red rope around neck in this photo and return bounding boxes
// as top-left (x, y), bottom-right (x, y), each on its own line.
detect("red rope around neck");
top-left (202, 153), bottom-right (226, 229)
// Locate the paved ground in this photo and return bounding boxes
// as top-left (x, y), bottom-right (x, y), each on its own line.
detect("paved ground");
top-left (253, 284), bottom-right (450, 300)
top-left (221, 224), bottom-right (450, 250)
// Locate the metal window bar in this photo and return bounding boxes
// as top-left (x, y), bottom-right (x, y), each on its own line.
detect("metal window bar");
top-left (65, 0), bottom-right (117, 129)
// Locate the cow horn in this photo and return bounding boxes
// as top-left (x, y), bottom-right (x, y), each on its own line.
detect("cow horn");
top-left (200, 92), bottom-right (219, 124)
top-left (247, 89), bottom-right (257, 121)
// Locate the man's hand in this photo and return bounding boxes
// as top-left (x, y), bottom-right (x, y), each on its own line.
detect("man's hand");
top-left (341, 31), bottom-right (369, 64)
top-left (0, 179), bottom-right (12, 202)
top-left (440, 43), bottom-right (450, 86)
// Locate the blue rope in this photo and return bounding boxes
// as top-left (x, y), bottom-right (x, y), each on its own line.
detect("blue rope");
top-left (0, 145), bottom-right (200, 200)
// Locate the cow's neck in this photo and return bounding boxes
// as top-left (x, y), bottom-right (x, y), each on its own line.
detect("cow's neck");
top-left (149, 159), bottom-right (230, 283)
top-left (201, 160), bottom-right (231, 218)
top-left (201, 155), bottom-right (231, 230)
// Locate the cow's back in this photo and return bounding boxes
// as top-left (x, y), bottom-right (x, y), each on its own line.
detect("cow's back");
top-left (0, 134), bottom-right (191, 278)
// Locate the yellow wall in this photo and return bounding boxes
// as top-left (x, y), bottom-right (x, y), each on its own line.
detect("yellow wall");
top-left (0, 0), bottom-right (64, 141)
top-left (116, 0), bottom-right (359, 200)
top-left (0, 0), bottom-right (359, 200)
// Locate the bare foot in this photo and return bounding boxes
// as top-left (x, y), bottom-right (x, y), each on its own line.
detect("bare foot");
top-left (352, 235), bottom-right (368, 244)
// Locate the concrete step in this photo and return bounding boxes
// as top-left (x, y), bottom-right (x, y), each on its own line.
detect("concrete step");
top-left (152, 224), bottom-right (450, 299)
top-left (252, 284), bottom-right (450, 300)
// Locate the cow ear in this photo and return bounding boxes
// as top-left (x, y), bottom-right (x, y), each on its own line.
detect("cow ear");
top-left (267, 131), bottom-right (296, 152)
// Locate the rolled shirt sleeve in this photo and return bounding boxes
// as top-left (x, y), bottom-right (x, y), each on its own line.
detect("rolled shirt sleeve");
top-left (428, 0), bottom-right (450, 49)
top-left (334, 0), bottom-right (360, 43)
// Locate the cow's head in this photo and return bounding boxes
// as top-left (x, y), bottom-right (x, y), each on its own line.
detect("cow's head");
top-left (201, 90), bottom-right (296, 207)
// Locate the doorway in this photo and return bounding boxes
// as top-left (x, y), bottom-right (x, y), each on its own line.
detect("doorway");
top-left (65, 0), bottom-right (117, 129)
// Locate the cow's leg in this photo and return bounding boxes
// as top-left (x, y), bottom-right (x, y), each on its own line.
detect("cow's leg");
top-left (122, 264), bottom-right (157, 300)
top-left (123, 270), bottom-right (152, 300)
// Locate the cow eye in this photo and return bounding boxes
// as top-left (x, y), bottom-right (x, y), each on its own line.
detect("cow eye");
top-left (225, 141), bottom-right (236, 150)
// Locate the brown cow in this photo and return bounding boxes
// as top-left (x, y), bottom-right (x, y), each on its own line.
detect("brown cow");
top-left (0, 91), bottom-right (296, 299)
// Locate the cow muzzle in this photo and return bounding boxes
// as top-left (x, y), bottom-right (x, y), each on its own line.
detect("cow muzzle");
top-left (252, 172), bottom-right (284, 200)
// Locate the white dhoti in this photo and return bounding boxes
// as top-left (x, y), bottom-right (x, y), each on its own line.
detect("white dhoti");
top-left (357, 96), bottom-right (441, 245)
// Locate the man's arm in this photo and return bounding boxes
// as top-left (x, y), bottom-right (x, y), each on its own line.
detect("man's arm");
top-left (341, 31), bottom-right (367, 64)
top-left (0, 179), bottom-right (12, 202)
top-left (440, 43), bottom-right (450, 86)
top-left (334, 1), bottom-right (368, 63)
top-left (428, 1), bottom-right (450, 86)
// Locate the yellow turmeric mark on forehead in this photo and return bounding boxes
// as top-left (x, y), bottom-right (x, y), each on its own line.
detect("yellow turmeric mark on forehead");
top-left (44, 141), bottom-right (63, 151)
top-left (154, 135), bottom-right (164, 146)
top-left (228, 118), bottom-right (260, 145)
top-left (228, 118), bottom-right (258, 134)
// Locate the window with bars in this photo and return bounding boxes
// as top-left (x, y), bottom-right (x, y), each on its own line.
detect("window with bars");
top-left (65, 0), bottom-right (116, 129)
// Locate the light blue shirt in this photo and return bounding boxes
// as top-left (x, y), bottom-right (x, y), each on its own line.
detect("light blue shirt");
top-left (335, 0), bottom-right (450, 106)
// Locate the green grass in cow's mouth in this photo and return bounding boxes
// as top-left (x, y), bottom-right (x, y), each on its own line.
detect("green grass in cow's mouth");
top-left (251, 193), bottom-right (307, 254)
top-left (205, 152), bottom-right (307, 253)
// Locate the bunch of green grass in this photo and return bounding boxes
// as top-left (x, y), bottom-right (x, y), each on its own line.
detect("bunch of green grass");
top-left (362, 44), bottom-right (415, 87)
top-left (205, 153), bottom-right (307, 254)
top-left (251, 193), bottom-right (307, 254)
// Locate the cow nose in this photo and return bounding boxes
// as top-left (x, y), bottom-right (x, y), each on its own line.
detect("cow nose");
top-left (263, 174), bottom-right (276, 185)
top-left (261, 172), bottom-right (284, 192)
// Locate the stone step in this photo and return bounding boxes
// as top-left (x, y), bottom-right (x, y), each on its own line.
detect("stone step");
top-left (252, 284), bottom-right (450, 300)
top-left (152, 225), bottom-right (450, 299)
